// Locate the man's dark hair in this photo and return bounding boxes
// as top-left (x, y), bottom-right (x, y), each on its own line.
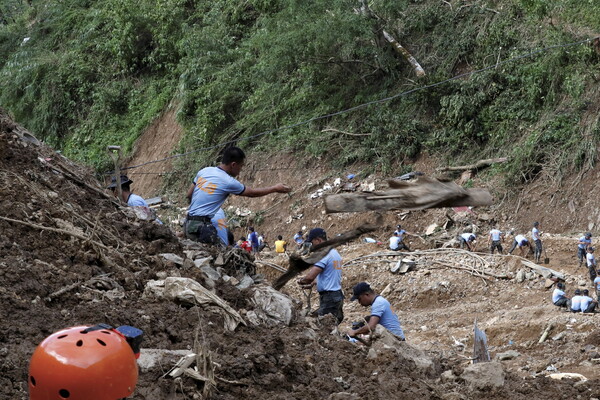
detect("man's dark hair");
top-left (222, 147), bottom-right (246, 165)
top-left (583, 289), bottom-right (590, 296)
top-left (277, 235), bottom-right (282, 240)
top-left (248, 227), bottom-right (254, 232)
top-left (121, 183), bottom-right (131, 192)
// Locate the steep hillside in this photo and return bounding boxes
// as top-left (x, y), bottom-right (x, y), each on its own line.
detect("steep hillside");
top-left (1, 0), bottom-right (599, 191)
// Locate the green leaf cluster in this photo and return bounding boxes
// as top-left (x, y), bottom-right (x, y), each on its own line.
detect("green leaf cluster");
top-left (0, 0), bottom-right (599, 187)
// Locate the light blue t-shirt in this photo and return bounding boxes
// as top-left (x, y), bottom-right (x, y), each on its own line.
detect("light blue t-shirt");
top-left (128, 194), bottom-right (163, 224)
top-left (532, 227), bottom-right (540, 241)
top-left (314, 249), bottom-right (342, 292)
top-left (294, 233), bottom-right (304, 245)
top-left (579, 237), bottom-right (592, 250)
top-left (552, 288), bottom-right (566, 303)
top-left (371, 296), bottom-right (405, 340)
top-left (580, 296), bottom-right (594, 311)
top-left (188, 167), bottom-right (245, 217)
top-left (127, 193), bottom-right (148, 207)
top-left (571, 295), bottom-right (582, 311)
top-left (211, 208), bottom-right (228, 246)
top-left (490, 229), bottom-right (502, 241)
top-left (594, 277), bottom-right (600, 290)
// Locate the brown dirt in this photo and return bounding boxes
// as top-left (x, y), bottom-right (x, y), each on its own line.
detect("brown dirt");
top-left (123, 107), bottom-right (183, 198)
top-left (3, 109), bottom-right (600, 400)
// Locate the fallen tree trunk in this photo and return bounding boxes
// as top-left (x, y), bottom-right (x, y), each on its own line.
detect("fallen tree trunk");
top-left (325, 176), bottom-right (492, 213)
top-left (272, 218), bottom-right (380, 290)
top-left (436, 157), bottom-right (509, 172)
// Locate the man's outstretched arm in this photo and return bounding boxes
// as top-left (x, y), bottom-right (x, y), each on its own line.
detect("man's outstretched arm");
top-left (240, 184), bottom-right (291, 198)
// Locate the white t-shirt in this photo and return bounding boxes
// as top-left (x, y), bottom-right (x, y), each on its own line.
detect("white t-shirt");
top-left (461, 233), bottom-right (475, 242)
top-left (532, 227), bottom-right (540, 241)
top-left (571, 295), bottom-right (583, 311)
top-left (515, 235), bottom-right (527, 246)
top-left (580, 296), bottom-right (594, 312)
top-left (552, 288), bottom-right (566, 303)
top-left (389, 236), bottom-right (401, 250)
top-left (587, 253), bottom-right (596, 267)
top-left (490, 229), bottom-right (502, 241)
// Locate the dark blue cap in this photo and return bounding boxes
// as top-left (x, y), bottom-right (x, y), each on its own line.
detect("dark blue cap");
top-left (306, 228), bottom-right (326, 242)
top-left (351, 282), bottom-right (372, 301)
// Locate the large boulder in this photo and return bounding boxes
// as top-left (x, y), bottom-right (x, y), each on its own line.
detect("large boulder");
top-left (461, 361), bottom-right (505, 390)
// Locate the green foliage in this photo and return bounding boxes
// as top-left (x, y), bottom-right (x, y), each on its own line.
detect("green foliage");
top-left (0, 0), bottom-right (599, 188)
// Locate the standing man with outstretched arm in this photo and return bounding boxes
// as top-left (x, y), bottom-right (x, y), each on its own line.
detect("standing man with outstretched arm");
top-left (185, 147), bottom-right (291, 244)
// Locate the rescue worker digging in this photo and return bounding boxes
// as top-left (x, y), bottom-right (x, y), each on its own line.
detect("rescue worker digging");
top-left (296, 228), bottom-right (344, 323)
top-left (348, 282), bottom-right (405, 341)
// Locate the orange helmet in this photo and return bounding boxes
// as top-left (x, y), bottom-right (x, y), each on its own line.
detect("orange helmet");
top-left (28, 325), bottom-right (139, 400)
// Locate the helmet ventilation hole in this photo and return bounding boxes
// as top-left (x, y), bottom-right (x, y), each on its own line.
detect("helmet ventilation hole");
top-left (97, 339), bottom-right (106, 346)
top-left (76, 340), bottom-right (83, 347)
top-left (58, 388), bottom-right (70, 398)
top-left (79, 330), bottom-right (88, 334)
top-left (57, 335), bottom-right (68, 339)
top-left (30, 376), bottom-right (36, 386)
top-left (101, 330), bottom-right (111, 334)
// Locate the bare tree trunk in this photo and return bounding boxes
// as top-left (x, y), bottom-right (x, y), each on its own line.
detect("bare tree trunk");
top-left (382, 30), bottom-right (426, 77)
top-left (357, 0), bottom-right (426, 77)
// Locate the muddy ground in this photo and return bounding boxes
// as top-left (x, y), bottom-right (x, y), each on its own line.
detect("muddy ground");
top-left (2, 110), bottom-right (600, 400)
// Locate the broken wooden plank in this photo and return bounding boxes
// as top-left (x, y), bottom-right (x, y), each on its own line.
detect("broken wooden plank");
top-left (167, 353), bottom-right (196, 378)
top-left (520, 260), bottom-right (565, 280)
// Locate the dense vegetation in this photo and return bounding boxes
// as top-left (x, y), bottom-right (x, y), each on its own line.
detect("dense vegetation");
top-left (1, 0), bottom-right (599, 185)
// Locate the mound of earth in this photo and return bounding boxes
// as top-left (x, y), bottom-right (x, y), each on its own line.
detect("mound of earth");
top-left (1, 109), bottom-right (598, 399)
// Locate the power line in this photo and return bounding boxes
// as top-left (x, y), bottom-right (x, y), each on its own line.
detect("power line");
top-left (118, 36), bottom-right (599, 173)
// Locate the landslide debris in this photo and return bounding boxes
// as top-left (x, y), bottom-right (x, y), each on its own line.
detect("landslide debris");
top-left (0, 110), bottom-right (594, 399)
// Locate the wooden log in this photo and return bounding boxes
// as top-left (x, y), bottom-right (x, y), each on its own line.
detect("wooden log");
top-left (436, 157), bottom-right (509, 172)
top-left (325, 177), bottom-right (492, 213)
top-left (520, 260), bottom-right (565, 280)
top-left (272, 219), bottom-right (379, 290)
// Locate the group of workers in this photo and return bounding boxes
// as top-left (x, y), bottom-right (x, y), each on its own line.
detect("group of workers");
top-left (296, 227), bottom-right (405, 340)
top-left (552, 282), bottom-right (598, 313)
top-left (178, 146), bottom-right (405, 341)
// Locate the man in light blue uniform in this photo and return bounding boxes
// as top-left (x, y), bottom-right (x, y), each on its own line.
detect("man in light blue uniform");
top-left (297, 228), bottom-right (344, 323)
top-left (185, 147), bottom-right (290, 244)
top-left (577, 232), bottom-right (592, 268)
top-left (211, 208), bottom-right (229, 246)
top-left (108, 175), bottom-right (162, 224)
top-left (348, 282), bottom-right (405, 340)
